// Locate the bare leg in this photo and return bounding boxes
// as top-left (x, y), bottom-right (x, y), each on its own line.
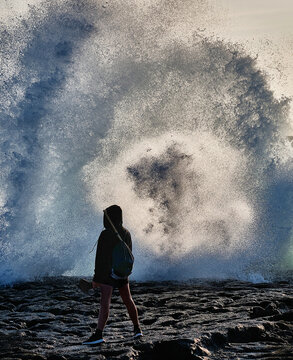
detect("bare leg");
top-left (119, 283), bottom-right (139, 326)
top-left (97, 284), bottom-right (113, 331)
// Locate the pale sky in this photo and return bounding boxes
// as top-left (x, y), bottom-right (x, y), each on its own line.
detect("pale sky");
top-left (219, 0), bottom-right (293, 129)
top-left (223, 0), bottom-right (293, 37)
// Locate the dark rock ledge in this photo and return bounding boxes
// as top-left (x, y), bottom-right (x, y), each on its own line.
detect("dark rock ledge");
top-left (0, 277), bottom-right (292, 360)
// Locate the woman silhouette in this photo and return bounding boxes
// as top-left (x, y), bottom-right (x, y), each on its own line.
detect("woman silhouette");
top-left (83, 205), bottom-right (142, 344)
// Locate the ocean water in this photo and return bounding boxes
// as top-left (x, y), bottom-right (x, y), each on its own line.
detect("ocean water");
top-left (0, 0), bottom-right (292, 285)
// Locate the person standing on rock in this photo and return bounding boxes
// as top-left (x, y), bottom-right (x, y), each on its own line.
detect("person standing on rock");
top-left (83, 204), bottom-right (142, 345)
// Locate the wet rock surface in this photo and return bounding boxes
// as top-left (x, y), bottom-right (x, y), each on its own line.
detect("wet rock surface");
top-left (0, 277), bottom-right (292, 359)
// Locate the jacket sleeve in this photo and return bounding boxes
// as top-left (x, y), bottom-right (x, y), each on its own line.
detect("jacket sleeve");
top-left (93, 231), bottom-right (110, 282)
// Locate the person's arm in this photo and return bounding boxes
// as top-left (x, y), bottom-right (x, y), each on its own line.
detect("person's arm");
top-left (93, 231), bottom-right (108, 285)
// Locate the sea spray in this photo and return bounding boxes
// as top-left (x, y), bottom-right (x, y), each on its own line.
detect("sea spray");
top-left (0, 0), bottom-right (292, 284)
top-left (84, 132), bottom-right (254, 256)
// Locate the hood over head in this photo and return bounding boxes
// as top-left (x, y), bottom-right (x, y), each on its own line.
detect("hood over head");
top-left (103, 205), bottom-right (123, 230)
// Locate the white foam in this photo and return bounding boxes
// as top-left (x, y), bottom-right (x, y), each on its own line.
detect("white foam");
top-left (0, 0), bottom-right (292, 284)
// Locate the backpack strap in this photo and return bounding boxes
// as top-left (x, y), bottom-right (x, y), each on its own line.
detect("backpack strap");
top-left (89, 210), bottom-right (133, 256)
top-left (103, 209), bottom-right (133, 256)
top-left (89, 239), bottom-right (98, 254)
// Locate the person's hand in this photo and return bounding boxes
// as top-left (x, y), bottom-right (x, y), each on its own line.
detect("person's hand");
top-left (92, 281), bottom-right (100, 289)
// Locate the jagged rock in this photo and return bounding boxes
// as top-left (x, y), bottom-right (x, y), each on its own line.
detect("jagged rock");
top-left (271, 310), bottom-right (293, 322)
top-left (250, 303), bottom-right (280, 318)
top-left (227, 324), bottom-right (266, 342)
top-left (209, 332), bottom-right (227, 347)
top-left (47, 355), bottom-right (68, 360)
top-left (0, 277), bottom-right (292, 360)
top-left (18, 354), bottom-right (47, 360)
top-left (150, 339), bottom-right (210, 360)
top-left (0, 304), bottom-right (16, 311)
top-left (142, 317), bottom-right (157, 325)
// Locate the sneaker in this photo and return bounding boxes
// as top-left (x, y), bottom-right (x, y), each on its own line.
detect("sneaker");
top-left (133, 325), bottom-right (143, 338)
top-left (82, 329), bottom-right (105, 345)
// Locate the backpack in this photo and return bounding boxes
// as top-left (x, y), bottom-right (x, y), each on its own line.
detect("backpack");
top-left (111, 237), bottom-right (134, 279)
top-left (103, 209), bottom-right (134, 280)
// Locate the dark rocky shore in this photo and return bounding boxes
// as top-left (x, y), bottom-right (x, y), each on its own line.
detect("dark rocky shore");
top-left (0, 277), bottom-right (292, 360)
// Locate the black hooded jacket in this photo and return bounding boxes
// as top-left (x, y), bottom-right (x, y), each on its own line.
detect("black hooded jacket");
top-left (93, 205), bottom-right (132, 284)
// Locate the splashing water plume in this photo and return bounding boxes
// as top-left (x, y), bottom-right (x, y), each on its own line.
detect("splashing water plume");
top-left (0, 0), bottom-right (292, 284)
top-left (85, 132), bottom-right (253, 257)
